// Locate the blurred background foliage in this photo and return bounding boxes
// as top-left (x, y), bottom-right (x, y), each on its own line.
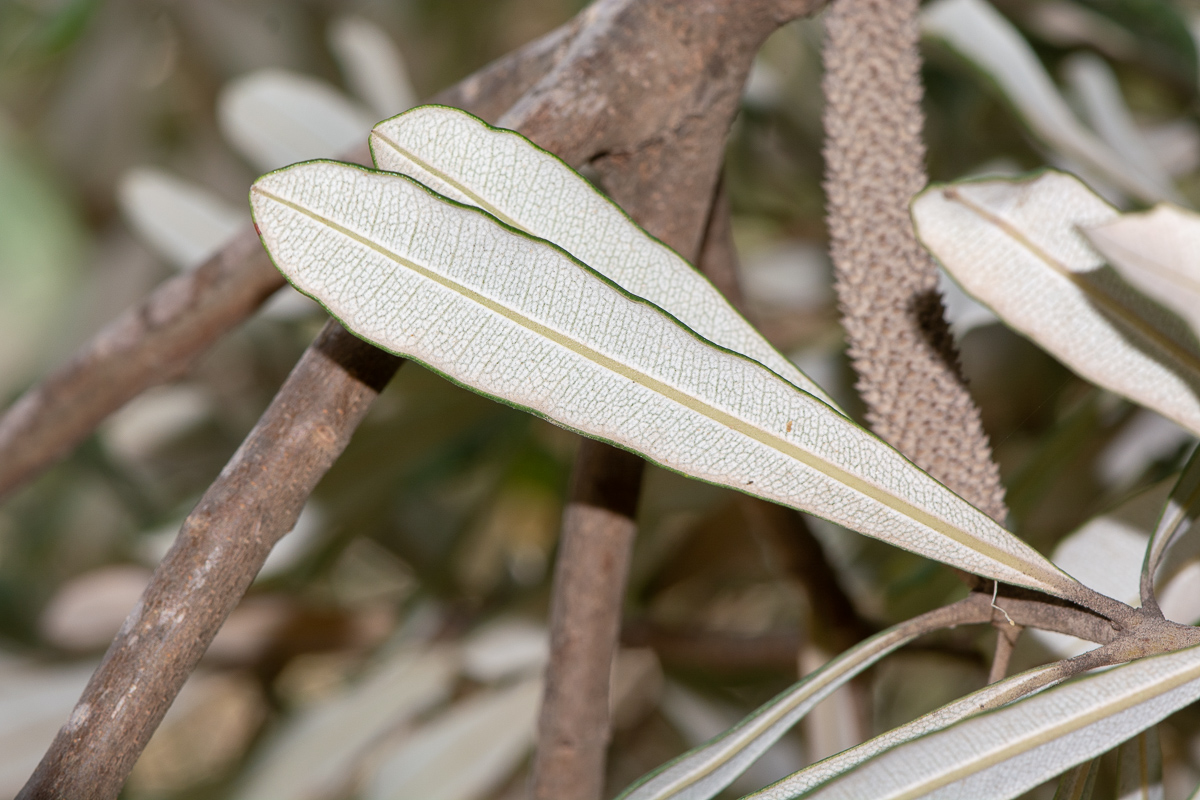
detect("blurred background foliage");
top-left (1, 0), bottom-right (1200, 798)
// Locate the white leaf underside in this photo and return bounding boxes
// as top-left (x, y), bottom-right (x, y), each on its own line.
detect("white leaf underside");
top-left (250, 160), bottom-right (1078, 599)
top-left (912, 171), bottom-right (1200, 437)
top-left (746, 663), bottom-right (1064, 799)
top-left (1145, 446), bottom-right (1200, 591)
top-left (797, 643), bottom-right (1200, 800)
top-left (1084, 203), bottom-right (1200, 339)
top-left (617, 622), bottom-right (925, 800)
top-left (367, 105), bottom-right (841, 411)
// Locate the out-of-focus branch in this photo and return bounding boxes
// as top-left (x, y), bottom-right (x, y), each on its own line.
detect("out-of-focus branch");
top-left (0, 20), bottom-right (581, 503)
top-left (697, 175), bottom-right (746, 310)
top-left (533, 440), bottom-right (643, 800)
top-left (988, 622), bottom-right (1023, 684)
top-left (0, 232), bottom-right (283, 499)
top-left (621, 621), bottom-right (804, 673)
top-left (18, 3), bottom-right (825, 797)
top-left (822, 0), bottom-right (1009, 523)
top-left (17, 322), bottom-right (401, 800)
top-left (516, 5), bottom-right (827, 798)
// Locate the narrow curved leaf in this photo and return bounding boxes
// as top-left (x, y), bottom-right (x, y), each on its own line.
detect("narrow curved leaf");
top-left (251, 160), bottom-right (1085, 601)
top-left (368, 105), bottom-right (840, 410)
top-left (328, 16), bottom-right (416, 120)
top-left (1144, 446), bottom-right (1200, 592)
top-left (921, 0), bottom-right (1174, 204)
top-left (1053, 758), bottom-right (1099, 800)
top-left (1062, 53), bottom-right (1180, 204)
top-left (616, 619), bottom-right (932, 800)
top-left (219, 69), bottom-right (376, 172)
top-left (1116, 726), bottom-right (1162, 800)
top-left (795, 644), bottom-right (1200, 800)
top-left (745, 664), bottom-right (1063, 799)
top-left (912, 170), bottom-right (1200, 436)
top-left (1083, 203), bottom-right (1200, 337)
top-left (117, 167), bottom-right (243, 271)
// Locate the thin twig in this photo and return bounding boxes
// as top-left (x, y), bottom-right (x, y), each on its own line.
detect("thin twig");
top-left (0, 232), bottom-right (283, 500)
top-left (987, 621), bottom-right (1023, 684)
top-left (822, 0), bottom-right (1009, 522)
top-left (0, 20), bottom-right (580, 504)
top-left (532, 441), bottom-right (643, 800)
top-left (620, 620), bottom-right (804, 673)
top-left (17, 322), bottom-right (401, 800)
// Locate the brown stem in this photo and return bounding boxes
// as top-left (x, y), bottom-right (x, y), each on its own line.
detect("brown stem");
top-left (987, 621), bottom-right (1023, 684)
top-left (0, 231), bottom-right (283, 500)
top-left (522, 3), bottom-right (826, 796)
top-left (0, 21), bottom-right (580, 504)
top-left (17, 322), bottom-right (400, 800)
top-left (822, 0), bottom-right (1008, 522)
top-left (531, 440), bottom-right (643, 800)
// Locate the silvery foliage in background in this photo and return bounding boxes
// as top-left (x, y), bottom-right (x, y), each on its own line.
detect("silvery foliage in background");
top-left (9, 0), bottom-right (1200, 798)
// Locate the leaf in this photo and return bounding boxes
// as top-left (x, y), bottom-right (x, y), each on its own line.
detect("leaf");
top-left (327, 15), bottom-right (416, 120)
top-left (232, 645), bottom-right (459, 800)
top-left (1083, 203), bottom-right (1200, 337)
top-left (1053, 758), bottom-right (1100, 800)
top-left (921, 0), bottom-right (1173, 204)
top-left (1062, 53), bottom-right (1180, 204)
top-left (363, 676), bottom-right (542, 800)
top-left (656, 683), bottom-right (804, 797)
top-left (744, 663), bottom-right (1063, 799)
top-left (368, 105), bottom-right (841, 411)
top-left (616, 619), bottom-right (939, 800)
top-left (117, 167), bottom-right (244, 270)
top-left (911, 170), bottom-right (1200, 437)
top-left (117, 166), bottom-right (320, 319)
top-left (461, 617), bottom-right (549, 683)
top-left (1144, 446), bottom-right (1200, 595)
top-left (251, 160), bottom-right (1088, 603)
top-left (794, 643), bottom-right (1200, 800)
top-left (218, 69), bottom-right (376, 172)
top-left (1116, 725), bottom-right (1163, 800)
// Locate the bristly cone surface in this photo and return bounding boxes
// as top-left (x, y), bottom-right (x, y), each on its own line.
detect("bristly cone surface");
top-left (822, 0), bottom-right (1008, 522)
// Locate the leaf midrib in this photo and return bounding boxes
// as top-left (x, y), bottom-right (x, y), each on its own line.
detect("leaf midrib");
top-left (885, 655), bottom-right (1200, 800)
top-left (254, 183), bottom-right (1068, 600)
top-left (945, 189), bottom-right (1200, 382)
top-left (637, 627), bottom-right (914, 799)
top-left (370, 130), bottom-right (526, 232)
